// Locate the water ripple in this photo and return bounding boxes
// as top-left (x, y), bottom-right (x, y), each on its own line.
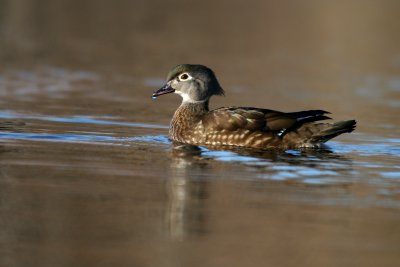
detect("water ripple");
top-left (0, 131), bottom-right (170, 146)
top-left (0, 110), bottom-right (168, 129)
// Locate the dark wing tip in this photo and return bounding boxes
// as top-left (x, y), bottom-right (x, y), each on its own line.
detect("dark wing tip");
top-left (290, 110), bottom-right (332, 123)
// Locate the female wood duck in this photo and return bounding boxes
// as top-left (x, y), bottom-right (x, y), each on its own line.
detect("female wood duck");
top-left (152, 64), bottom-right (356, 149)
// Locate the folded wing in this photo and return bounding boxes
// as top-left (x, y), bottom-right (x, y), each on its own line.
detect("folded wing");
top-left (202, 107), bottom-right (331, 136)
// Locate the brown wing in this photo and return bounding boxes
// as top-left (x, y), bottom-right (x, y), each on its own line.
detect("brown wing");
top-left (202, 107), bottom-right (331, 135)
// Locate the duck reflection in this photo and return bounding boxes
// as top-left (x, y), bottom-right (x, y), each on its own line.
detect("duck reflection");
top-left (171, 142), bottom-right (353, 169)
top-left (165, 142), bottom-right (354, 239)
top-left (165, 144), bottom-right (210, 240)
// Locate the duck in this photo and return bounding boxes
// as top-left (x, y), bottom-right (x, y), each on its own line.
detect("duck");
top-left (152, 64), bottom-right (356, 149)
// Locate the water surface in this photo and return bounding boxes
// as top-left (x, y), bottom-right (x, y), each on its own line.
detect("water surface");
top-left (1, 1), bottom-right (400, 267)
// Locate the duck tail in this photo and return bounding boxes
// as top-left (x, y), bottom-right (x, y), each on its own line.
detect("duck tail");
top-left (311, 120), bottom-right (357, 143)
top-left (283, 119), bottom-right (356, 148)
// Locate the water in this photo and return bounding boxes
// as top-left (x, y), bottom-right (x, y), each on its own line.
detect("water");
top-left (1, 1), bottom-right (400, 267)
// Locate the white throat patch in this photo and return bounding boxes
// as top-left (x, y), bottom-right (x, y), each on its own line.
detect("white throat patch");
top-left (175, 91), bottom-right (208, 104)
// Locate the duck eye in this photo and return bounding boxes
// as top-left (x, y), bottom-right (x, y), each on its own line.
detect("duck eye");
top-left (179, 73), bottom-right (189, 81)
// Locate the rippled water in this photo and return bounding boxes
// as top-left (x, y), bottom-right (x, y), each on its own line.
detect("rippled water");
top-left (1, 109), bottom-right (399, 190)
top-left (1, 74), bottom-right (400, 266)
top-left (1, 1), bottom-right (400, 267)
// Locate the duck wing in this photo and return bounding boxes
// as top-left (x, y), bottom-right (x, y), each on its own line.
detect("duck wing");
top-left (202, 107), bottom-right (331, 135)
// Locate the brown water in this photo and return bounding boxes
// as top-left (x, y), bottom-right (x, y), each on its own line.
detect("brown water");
top-left (1, 1), bottom-right (400, 266)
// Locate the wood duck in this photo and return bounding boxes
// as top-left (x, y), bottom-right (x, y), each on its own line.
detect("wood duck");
top-left (152, 64), bottom-right (356, 149)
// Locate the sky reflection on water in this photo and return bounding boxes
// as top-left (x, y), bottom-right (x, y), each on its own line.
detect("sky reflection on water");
top-left (2, 111), bottom-right (399, 196)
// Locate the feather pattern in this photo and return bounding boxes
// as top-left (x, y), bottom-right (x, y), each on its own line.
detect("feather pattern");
top-left (169, 104), bottom-right (355, 149)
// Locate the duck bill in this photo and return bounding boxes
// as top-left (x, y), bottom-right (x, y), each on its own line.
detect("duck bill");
top-left (152, 83), bottom-right (175, 98)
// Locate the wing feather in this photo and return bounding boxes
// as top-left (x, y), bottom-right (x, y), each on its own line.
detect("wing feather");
top-left (203, 107), bottom-right (330, 135)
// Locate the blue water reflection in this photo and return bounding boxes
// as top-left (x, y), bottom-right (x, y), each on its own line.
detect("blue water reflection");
top-left (1, 110), bottom-right (399, 190)
top-left (0, 111), bottom-right (168, 129)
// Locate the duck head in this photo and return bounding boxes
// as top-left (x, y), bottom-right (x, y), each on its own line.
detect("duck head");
top-left (152, 64), bottom-right (224, 103)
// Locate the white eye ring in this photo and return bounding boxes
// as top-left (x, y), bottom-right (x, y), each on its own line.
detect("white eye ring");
top-left (178, 73), bottom-right (191, 81)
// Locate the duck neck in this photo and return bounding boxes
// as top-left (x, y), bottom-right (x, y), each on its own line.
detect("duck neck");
top-left (169, 100), bottom-right (209, 140)
top-left (179, 99), bottom-right (209, 113)
top-left (173, 101), bottom-right (209, 123)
